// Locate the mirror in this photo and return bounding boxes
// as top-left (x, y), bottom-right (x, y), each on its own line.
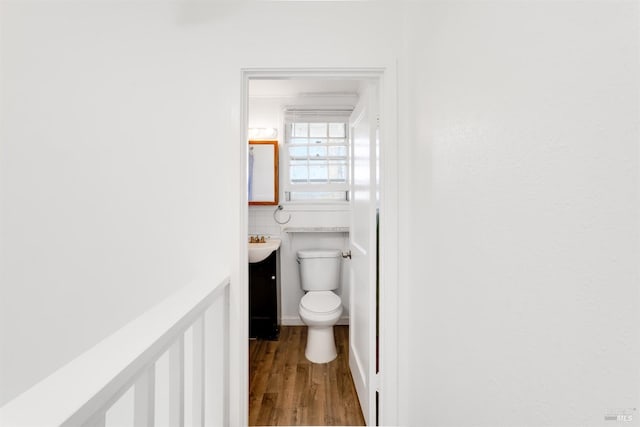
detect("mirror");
top-left (248, 140), bottom-right (279, 205)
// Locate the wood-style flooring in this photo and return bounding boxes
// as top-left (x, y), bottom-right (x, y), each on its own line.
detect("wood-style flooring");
top-left (249, 326), bottom-right (365, 426)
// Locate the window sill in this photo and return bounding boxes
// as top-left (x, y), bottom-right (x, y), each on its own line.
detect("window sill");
top-left (279, 201), bottom-right (350, 212)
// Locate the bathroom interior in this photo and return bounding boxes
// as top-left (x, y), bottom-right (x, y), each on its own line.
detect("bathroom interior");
top-left (246, 78), bottom-right (373, 426)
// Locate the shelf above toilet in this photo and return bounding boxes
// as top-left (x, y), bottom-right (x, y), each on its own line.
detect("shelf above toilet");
top-left (283, 227), bottom-right (349, 233)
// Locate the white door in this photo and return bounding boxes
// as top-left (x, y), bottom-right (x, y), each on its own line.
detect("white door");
top-left (349, 82), bottom-right (378, 426)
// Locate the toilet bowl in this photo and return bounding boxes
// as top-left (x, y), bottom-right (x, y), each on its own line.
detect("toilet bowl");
top-left (297, 249), bottom-right (343, 364)
top-left (299, 291), bottom-right (343, 363)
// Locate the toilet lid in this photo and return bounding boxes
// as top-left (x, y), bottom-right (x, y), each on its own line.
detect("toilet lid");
top-left (301, 291), bottom-right (341, 313)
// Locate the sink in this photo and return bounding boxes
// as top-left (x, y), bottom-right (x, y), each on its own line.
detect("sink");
top-left (248, 238), bottom-right (281, 263)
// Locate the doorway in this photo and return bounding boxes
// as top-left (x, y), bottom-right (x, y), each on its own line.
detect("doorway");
top-left (238, 68), bottom-right (399, 427)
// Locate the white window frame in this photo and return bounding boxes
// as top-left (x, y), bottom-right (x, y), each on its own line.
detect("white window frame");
top-left (281, 109), bottom-right (353, 203)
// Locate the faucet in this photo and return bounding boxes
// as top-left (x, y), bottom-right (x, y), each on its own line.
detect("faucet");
top-left (249, 235), bottom-right (267, 243)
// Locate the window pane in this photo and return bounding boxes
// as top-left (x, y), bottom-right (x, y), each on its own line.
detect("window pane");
top-left (308, 161), bottom-right (328, 182)
top-left (293, 123), bottom-right (308, 137)
top-left (290, 137), bottom-right (308, 145)
top-left (328, 146), bottom-right (347, 157)
top-left (289, 146), bottom-right (307, 158)
top-left (329, 163), bottom-right (347, 182)
top-left (329, 123), bottom-right (346, 138)
top-left (309, 123), bottom-right (327, 138)
top-left (308, 146), bottom-right (327, 158)
top-left (290, 165), bottom-right (308, 183)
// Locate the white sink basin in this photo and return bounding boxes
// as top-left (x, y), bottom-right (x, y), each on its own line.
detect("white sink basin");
top-left (248, 238), bottom-right (281, 263)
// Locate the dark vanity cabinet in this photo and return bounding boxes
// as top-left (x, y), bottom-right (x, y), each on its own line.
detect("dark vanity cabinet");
top-left (249, 249), bottom-right (281, 340)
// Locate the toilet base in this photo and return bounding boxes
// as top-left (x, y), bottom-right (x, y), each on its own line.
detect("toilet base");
top-left (305, 325), bottom-right (337, 364)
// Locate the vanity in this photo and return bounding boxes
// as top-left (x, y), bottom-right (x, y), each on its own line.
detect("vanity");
top-left (249, 238), bottom-right (281, 340)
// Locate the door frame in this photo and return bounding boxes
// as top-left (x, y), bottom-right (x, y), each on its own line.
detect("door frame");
top-left (236, 67), bottom-right (399, 426)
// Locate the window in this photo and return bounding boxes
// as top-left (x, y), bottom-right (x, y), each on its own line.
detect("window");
top-left (283, 117), bottom-right (350, 202)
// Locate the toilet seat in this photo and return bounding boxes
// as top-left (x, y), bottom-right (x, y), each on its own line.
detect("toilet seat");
top-left (300, 291), bottom-right (341, 313)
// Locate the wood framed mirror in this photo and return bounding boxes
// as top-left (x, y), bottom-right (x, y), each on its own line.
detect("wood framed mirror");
top-left (248, 140), bottom-right (279, 205)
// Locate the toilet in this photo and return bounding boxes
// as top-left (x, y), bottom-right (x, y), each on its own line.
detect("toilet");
top-left (297, 249), bottom-right (343, 364)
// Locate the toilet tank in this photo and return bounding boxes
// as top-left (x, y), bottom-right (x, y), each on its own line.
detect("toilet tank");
top-left (297, 249), bottom-right (342, 291)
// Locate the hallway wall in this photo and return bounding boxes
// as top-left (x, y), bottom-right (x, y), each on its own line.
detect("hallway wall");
top-left (0, 0), bottom-right (242, 405)
top-left (1, 1), bottom-right (638, 426)
top-left (397, 2), bottom-right (640, 426)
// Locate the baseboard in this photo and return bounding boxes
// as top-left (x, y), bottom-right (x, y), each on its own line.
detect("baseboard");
top-left (281, 315), bottom-right (349, 326)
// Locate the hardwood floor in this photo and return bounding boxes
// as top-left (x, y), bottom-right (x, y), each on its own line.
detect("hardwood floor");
top-left (249, 326), bottom-right (365, 426)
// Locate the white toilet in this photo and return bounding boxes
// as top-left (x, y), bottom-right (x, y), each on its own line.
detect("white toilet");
top-left (297, 249), bottom-right (343, 364)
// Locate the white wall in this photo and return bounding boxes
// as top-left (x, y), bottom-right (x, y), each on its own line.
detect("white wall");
top-left (1, 1), bottom-right (638, 426)
top-left (397, 2), bottom-right (640, 426)
top-left (0, 0), bottom-right (244, 405)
